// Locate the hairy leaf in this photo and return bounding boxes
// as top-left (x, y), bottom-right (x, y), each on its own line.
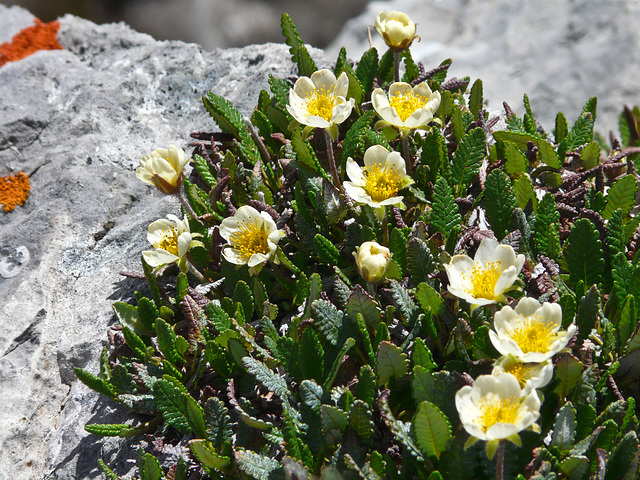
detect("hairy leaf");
top-left (152, 378), bottom-right (191, 434)
top-left (280, 13), bottom-right (317, 77)
top-left (311, 299), bottom-right (344, 346)
top-left (482, 169), bottom-right (517, 239)
top-left (412, 401), bottom-right (452, 459)
top-left (431, 177), bottom-right (462, 238)
top-left (299, 326), bottom-right (325, 383)
top-left (356, 48), bottom-right (379, 96)
top-left (349, 400), bottom-right (374, 444)
top-left (313, 233), bottom-right (340, 265)
top-left (347, 285), bottom-right (383, 332)
top-left (236, 449), bottom-right (282, 480)
top-left (565, 218), bottom-right (604, 287)
top-left (550, 402), bottom-right (577, 452)
top-left (451, 127), bottom-right (486, 188)
top-left (75, 368), bottom-right (116, 399)
top-left (155, 317), bottom-right (185, 366)
top-left (602, 174), bottom-right (638, 220)
top-left (376, 341), bottom-right (409, 385)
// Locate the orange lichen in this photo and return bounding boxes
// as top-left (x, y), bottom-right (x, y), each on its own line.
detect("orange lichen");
top-left (0, 19), bottom-right (63, 68)
top-left (0, 172), bottom-right (31, 212)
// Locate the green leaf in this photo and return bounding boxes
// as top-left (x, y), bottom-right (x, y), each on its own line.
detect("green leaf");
top-left (280, 13), bottom-right (317, 77)
top-left (268, 74), bottom-right (292, 111)
top-left (388, 280), bottom-right (418, 322)
top-left (311, 299), bottom-right (343, 346)
top-left (406, 237), bottom-right (435, 285)
top-left (575, 286), bottom-right (601, 342)
top-left (565, 218), bottom-right (604, 287)
top-left (532, 193), bottom-right (560, 256)
top-left (420, 126), bottom-right (448, 184)
top-left (322, 404), bottom-right (348, 444)
top-left (469, 79), bottom-right (483, 117)
top-left (110, 364), bottom-right (137, 395)
top-left (323, 337), bottom-right (355, 391)
top-left (559, 456), bottom-right (589, 480)
top-left (75, 368), bottom-right (116, 399)
top-left (204, 397), bottom-right (233, 450)
top-left (377, 49), bottom-right (394, 84)
top-left (553, 354), bottom-right (584, 398)
top-left (112, 301), bottom-right (146, 335)
top-left (504, 142), bottom-right (528, 177)
top-left (431, 177), bottom-right (462, 238)
top-left (535, 138), bottom-right (562, 169)
top-left (313, 233), bottom-right (340, 265)
top-left (291, 128), bottom-right (329, 179)
top-left (550, 402), bottom-right (577, 452)
top-left (299, 327), bottom-right (325, 383)
top-left (482, 169), bottom-right (517, 239)
top-left (137, 297), bottom-right (159, 332)
top-left (390, 227), bottom-right (408, 276)
top-left (84, 423), bottom-right (144, 437)
top-left (243, 356), bottom-right (290, 401)
top-left (580, 141), bottom-right (600, 170)
top-left (155, 317), bottom-right (185, 366)
top-left (412, 337), bottom-right (437, 371)
top-left (189, 440), bottom-right (231, 471)
top-left (513, 173), bottom-right (537, 211)
top-left (376, 341), bottom-right (409, 386)
top-left (451, 127), bottom-right (486, 188)
top-left (602, 174), bottom-right (638, 219)
top-left (152, 378), bottom-right (191, 434)
top-left (412, 401), bottom-right (452, 459)
top-left (564, 112), bottom-right (594, 150)
top-left (349, 400), bottom-right (374, 444)
top-left (98, 459), bottom-right (122, 480)
top-left (139, 452), bottom-right (163, 480)
top-left (233, 280), bottom-right (254, 322)
top-left (122, 326), bottom-right (147, 360)
top-left (347, 285), bottom-right (383, 332)
top-left (493, 131), bottom-right (538, 150)
top-left (335, 48), bottom-right (363, 104)
top-left (605, 431), bottom-right (640, 480)
top-left (619, 295), bottom-right (636, 351)
top-left (354, 365), bottom-right (376, 407)
top-left (555, 111), bottom-right (568, 143)
top-left (355, 48), bottom-right (378, 96)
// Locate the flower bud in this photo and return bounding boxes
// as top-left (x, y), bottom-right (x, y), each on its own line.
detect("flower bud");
top-left (355, 241), bottom-right (391, 283)
top-left (136, 145), bottom-right (190, 194)
top-left (375, 10), bottom-right (417, 51)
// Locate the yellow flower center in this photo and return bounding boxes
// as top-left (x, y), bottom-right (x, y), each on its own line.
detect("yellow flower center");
top-left (230, 219), bottom-right (270, 259)
top-left (363, 163), bottom-right (403, 203)
top-left (389, 90), bottom-right (428, 122)
top-left (509, 316), bottom-right (556, 354)
top-left (157, 228), bottom-right (179, 256)
top-left (503, 362), bottom-right (533, 389)
top-left (305, 85), bottom-right (338, 122)
top-left (477, 396), bottom-right (521, 432)
top-left (466, 261), bottom-right (502, 300)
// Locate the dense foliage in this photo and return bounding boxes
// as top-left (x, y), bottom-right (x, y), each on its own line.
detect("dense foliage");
top-left (77, 12), bottom-right (640, 480)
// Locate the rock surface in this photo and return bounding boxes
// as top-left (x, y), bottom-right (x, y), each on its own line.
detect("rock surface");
top-left (0, 6), bottom-right (327, 479)
top-left (330, 0), bottom-right (640, 135)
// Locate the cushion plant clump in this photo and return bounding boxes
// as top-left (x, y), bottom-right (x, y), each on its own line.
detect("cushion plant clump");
top-left (76, 10), bottom-right (640, 480)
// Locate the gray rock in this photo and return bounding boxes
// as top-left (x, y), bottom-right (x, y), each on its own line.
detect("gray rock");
top-left (0, 6), bottom-right (327, 479)
top-left (329, 0), bottom-right (640, 135)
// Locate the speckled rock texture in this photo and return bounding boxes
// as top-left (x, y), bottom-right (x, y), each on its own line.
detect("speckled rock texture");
top-left (330, 0), bottom-right (640, 135)
top-left (0, 6), bottom-right (327, 479)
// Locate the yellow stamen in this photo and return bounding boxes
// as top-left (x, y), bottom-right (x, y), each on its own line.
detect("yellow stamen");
top-left (466, 261), bottom-right (502, 300)
top-left (477, 396), bottom-right (521, 432)
top-left (389, 90), bottom-right (428, 122)
top-left (363, 163), bottom-right (403, 203)
top-left (509, 316), bottom-right (556, 354)
top-left (305, 85), bottom-right (338, 122)
top-left (503, 362), bottom-right (533, 388)
top-left (157, 228), bottom-right (179, 256)
top-left (230, 219), bottom-right (270, 259)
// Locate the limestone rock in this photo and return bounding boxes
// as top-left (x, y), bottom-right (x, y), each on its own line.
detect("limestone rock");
top-left (330, 0), bottom-right (640, 135)
top-left (0, 6), bottom-right (326, 479)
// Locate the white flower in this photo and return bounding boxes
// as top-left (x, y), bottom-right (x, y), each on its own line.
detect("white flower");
top-left (371, 82), bottom-right (441, 136)
top-left (489, 297), bottom-right (576, 363)
top-left (142, 214), bottom-right (200, 273)
top-left (343, 145), bottom-right (414, 219)
top-left (219, 206), bottom-right (285, 275)
top-left (492, 354), bottom-right (554, 397)
top-left (286, 69), bottom-right (355, 140)
top-left (444, 238), bottom-right (525, 308)
top-left (355, 241), bottom-right (391, 283)
top-left (375, 10), bottom-right (417, 51)
top-left (455, 373), bottom-right (541, 459)
top-left (136, 145), bottom-right (190, 194)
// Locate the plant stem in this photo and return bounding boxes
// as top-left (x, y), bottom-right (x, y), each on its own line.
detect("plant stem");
top-left (324, 128), bottom-right (343, 193)
top-left (401, 134), bottom-right (413, 176)
top-left (393, 50), bottom-right (400, 83)
top-left (177, 183), bottom-right (201, 221)
top-left (495, 441), bottom-right (505, 480)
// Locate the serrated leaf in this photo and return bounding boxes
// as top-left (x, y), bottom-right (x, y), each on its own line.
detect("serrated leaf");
top-left (575, 285), bottom-right (601, 342)
top-left (299, 327), bottom-right (325, 383)
top-left (619, 295), bottom-right (636, 351)
top-left (236, 449), bottom-right (282, 480)
top-left (553, 354), bottom-right (584, 398)
top-left (550, 401), bottom-right (577, 452)
top-left (565, 112), bottom-right (594, 150)
top-left (268, 74), bottom-right (292, 111)
top-left (243, 356), bottom-right (290, 401)
top-left (559, 456), bottom-right (589, 480)
top-left (233, 280), bottom-right (254, 322)
top-left (204, 397), bottom-right (233, 450)
top-left (602, 174), bottom-right (638, 220)
top-left (504, 142), bottom-right (528, 177)
top-left (311, 299), bottom-right (343, 346)
top-left (605, 431), bottom-right (640, 480)
top-left (155, 317), bottom-right (185, 366)
top-left (113, 301), bottom-right (146, 335)
top-left (189, 440), bottom-right (230, 471)
top-left (84, 423), bottom-right (144, 437)
top-left (313, 233), bottom-right (340, 265)
top-left (323, 337), bottom-right (355, 391)
top-left (412, 401), bottom-right (452, 459)
top-left (376, 341), bottom-right (409, 385)
top-left (389, 280), bottom-right (418, 322)
top-left (322, 404), bottom-right (348, 444)
top-left (513, 173), bottom-right (537, 212)
top-left (451, 127), bottom-right (486, 188)
top-left (355, 48), bottom-right (378, 97)
top-left (292, 128), bottom-right (329, 179)
top-left (346, 285), bottom-right (383, 332)
top-left (98, 459), bottom-right (121, 480)
top-left (406, 237), bottom-right (435, 285)
top-left (420, 126), bottom-right (448, 185)
top-left (152, 378), bottom-right (191, 434)
top-left (139, 452), bottom-right (163, 480)
top-left (137, 297), bottom-right (159, 332)
top-left (482, 169), bottom-right (517, 239)
top-left (354, 365), bottom-right (376, 407)
top-left (349, 400), bottom-right (374, 444)
top-left (565, 218), bottom-right (604, 287)
top-left (281, 13), bottom-right (317, 77)
top-left (378, 391), bottom-right (424, 461)
top-left (431, 177), bottom-right (462, 238)
top-left (469, 79), bottom-right (483, 117)
top-left (412, 337), bottom-right (437, 371)
top-left (75, 367), bottom-right (116, 399)
top-left (555, 111), bottom-right (568, 144)
top-left (110, 364), bottom-right (137, 395)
